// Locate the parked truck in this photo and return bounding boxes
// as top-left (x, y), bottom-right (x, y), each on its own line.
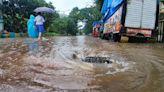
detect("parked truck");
top-left (100, 0), bottom-right (159, 42)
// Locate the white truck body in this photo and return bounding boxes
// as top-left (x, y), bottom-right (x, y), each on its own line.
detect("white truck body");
top-left (103, 0), bottom-right (157, 37)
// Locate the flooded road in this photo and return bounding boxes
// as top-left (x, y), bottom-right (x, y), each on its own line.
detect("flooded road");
top-left (0, 36), bottom-right (164, 92)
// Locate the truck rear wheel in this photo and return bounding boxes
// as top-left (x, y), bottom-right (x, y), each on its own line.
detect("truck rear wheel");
top-left (104, 33), bottom-right (110, 40)
top-left (113, 33), bottom-right (121, 42)
top-left (129, 33), bottom-right (147, 43)
top-left (100, 32), bottom-right (105, 39)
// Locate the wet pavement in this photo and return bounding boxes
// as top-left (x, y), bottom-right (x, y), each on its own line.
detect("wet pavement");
top-left (0, 36), bottom-right (164, 92)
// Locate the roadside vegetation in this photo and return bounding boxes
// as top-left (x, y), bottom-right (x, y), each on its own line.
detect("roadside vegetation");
top-left (1, 0), bottom-right (103, 36)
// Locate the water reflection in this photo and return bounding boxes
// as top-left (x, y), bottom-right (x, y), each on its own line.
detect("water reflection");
top-left (28, 41), bottom-right (39, 55)
top-left (22, 39), bottom-right (39, 55)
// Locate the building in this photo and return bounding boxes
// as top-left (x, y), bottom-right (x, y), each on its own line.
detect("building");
top-left (160, 0), bottom-right (164, 20)
top-left (0, 0), bottom-right (3, 32)
top-left (160, 0), bottom-right (164, 13)
top-left (159, 0), bottom-right (164, 42)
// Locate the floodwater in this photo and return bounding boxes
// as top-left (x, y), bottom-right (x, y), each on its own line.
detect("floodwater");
top-left (0, 36), bottom-right (164, 92)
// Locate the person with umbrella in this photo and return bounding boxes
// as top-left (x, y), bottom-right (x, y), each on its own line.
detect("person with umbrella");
top-left (34, 7), bottom-right (55, 41)
top-left (34, 12), bottom-right (45, 41)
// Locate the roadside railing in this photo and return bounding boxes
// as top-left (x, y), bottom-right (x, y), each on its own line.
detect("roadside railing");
top-left (157, 20), bottom-right (164, 42)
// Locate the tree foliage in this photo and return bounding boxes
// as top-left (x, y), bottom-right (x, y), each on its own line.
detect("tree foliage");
top-left (1, 0), bottom-right (104, 35)
top-left (67, 1), bottom-right (103, 34)
top-left (95, 0), bottom-right (104, 10)
top-left (78, 6), bottom-right (102, 34)
top-left (48, 0), bottom-right (103, 35)
top-left (1, 0), bottom-right (58, 33)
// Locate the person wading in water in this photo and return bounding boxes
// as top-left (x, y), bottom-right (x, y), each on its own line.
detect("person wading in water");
top-left (34, 12), bottom-right (45, 41)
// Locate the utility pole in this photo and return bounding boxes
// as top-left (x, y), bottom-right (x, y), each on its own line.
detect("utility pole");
top-left (0, 0), bottom-right (3, 32)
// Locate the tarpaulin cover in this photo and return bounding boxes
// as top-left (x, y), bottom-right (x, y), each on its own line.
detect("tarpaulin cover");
top-left (101, 0), bottom-right (113, 14)
top-left (102, 0), bottom-right (124, 22)
top-left (92, 21), bottom-right (103, 26)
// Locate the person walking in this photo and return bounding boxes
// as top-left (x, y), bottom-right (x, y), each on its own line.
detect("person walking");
top-left (27, 15), bottom-right (38, 38)
top-left (34, 12), bottom-right (45, 41)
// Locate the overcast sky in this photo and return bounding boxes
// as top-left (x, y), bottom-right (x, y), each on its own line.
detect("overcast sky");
top-left (45, 0), bottom-right (94, 15)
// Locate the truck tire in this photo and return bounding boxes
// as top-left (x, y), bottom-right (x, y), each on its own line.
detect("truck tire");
top-left (104, 33), bottom-right (110, 40)
top-left (113, 33), bottom-right (121, 42)
top-left (100, 32), bottom-right (105, 39)
top-left (136, 33), bottom-right (146, 42)
top-left (107, 33), bottom-right (111, 40)
top-left (129, 33), bottom-right (147, 43)
top-left (128, 36), bottom-right (134, 43)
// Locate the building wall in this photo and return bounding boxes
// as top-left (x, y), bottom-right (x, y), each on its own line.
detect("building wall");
top-left (0, 0), bottom-right (3, 32)
top-left (160, 1), bottom-right (164, 20)
top-left (160, 2), bottom-right (164, 13)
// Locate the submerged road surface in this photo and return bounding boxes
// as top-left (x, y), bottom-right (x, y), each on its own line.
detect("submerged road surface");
top-left (0, 36), bottom-right (164, 92)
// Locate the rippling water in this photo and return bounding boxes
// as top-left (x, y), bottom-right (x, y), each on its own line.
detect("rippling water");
top-left (0, 36), bottom-right (164, 92)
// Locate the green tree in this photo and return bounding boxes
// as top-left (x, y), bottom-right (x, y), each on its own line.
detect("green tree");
top-left (95, 0), bottom-right (104, 10)
top-left (50, 0), bottom-right (103, 35)
top-left (68, 7), bottom-right (80, 35)
top-left (1, 0), bottom-right (58, 33)
top-left (48, 17), bottom-right (68, 35)
top-left (67, 18), bottom-right (78, 35)
top-left (78, 6), bottom-right (102, 34)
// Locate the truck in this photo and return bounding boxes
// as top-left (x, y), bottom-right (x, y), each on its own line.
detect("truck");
top-left (100, 0), bottom-right (159, 42)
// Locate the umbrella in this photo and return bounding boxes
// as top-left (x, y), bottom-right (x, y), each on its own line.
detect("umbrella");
top-left (34, 7), bottom-right (55, 13)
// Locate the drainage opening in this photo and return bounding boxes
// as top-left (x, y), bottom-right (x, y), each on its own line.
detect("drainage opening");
top-left (83, 57), bottom-right (112, 64)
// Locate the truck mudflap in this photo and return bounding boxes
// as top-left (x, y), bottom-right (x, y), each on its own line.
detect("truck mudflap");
top-left (126, 28), bottom-right (152, 37)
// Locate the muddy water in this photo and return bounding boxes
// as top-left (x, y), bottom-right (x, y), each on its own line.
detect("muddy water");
top-left (0, 36), bottom-right (164, 92)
